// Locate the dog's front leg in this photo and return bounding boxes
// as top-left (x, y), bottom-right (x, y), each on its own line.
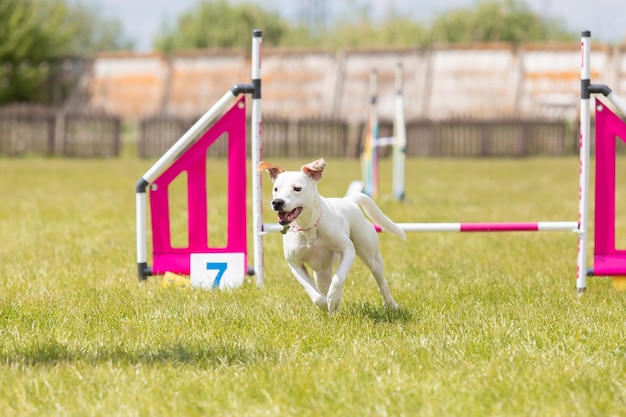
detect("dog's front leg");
top-left (327, 240), bottom-right (356, 315)
top-left (288, 263), bottom-right (328, 310)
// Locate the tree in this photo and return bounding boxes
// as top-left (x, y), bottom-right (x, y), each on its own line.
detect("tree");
top-left (321, 18), bottom-right (428, 49)
top-left (280, 0), bottom-right (571, 49)
top-left (64, 2), bottom-right (134, 56)
top-left (430, 0), bottom-right (575, 44)
top-left (0, 0), bottom-right (132, 104)
top-left (155, 0), bottom-right (287, 52)
top-left (0, 0), bottom-right (69, 102)
top-left (278, 0), bottom-right (428, 49)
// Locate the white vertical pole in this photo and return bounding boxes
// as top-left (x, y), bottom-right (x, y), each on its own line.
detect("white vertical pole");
top-left (135, 184), bottom-right (148, 280)
top-left (577, 30), bottom-right (592, 292)
top-left (251, 29), bottom-right (264, 287)
top-left (393, 62), bottom-right (406, 201)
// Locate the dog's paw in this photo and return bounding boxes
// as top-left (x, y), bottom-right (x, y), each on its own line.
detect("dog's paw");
top-left (314, 295), bottom-right (328, 311)
top-left (327, 293), bottom-right (343, 316)
top-left (385, 300), bottom-right (399, 311)
top-left (327, 279), bottom-right (344, 315)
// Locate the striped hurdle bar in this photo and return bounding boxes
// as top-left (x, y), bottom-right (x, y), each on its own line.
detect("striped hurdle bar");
top-left (371, 222), bottom-right (578, 233)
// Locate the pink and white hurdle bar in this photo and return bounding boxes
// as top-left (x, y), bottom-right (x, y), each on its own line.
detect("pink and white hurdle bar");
top-left (135, 30), bottom-right (626, 292)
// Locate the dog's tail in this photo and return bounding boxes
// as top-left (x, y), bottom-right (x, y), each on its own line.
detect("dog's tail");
top-left (348, 193), bottom-right (406, 241)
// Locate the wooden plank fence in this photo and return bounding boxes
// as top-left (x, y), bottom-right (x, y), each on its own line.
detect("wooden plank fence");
top-left (0, 103), bottom-right (585, 159)
top-left (0, 105), bottom-right (56, 156)
top-left (0, 104), bottom-right (121, 157)
top-left (400, 119), bottom-right (573, 157)
top-left (138, 116), bottom-right (351, 158)
top-left (62, 109), bottom-right (121, 158)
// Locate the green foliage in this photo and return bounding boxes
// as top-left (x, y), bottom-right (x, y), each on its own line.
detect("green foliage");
top-left (156, 0), bottom-right (575, 51)
top-left (0, 0), bottom-right (71, 102)
top-left (279, 0), bottom-right (429, 49)
top-left (310, 18), bottom-right (429, 49)
top-left (155, 0), bottom-right (287, 52)
top-left (0, 0), bottom-right (132, 104)
top-left (0, 0), bottom-right (579, 104)
top-left (2, 156), bottom-right (626, 416)
top-left (63, 2), bottom-right (134, 56)
top-left (430, 0), bottom-right (574, 44)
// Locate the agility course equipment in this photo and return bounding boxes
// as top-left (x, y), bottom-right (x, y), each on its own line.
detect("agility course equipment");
top-left (135, 30), bottom-right (626, 292)
top-left (135, 30), bottom-right (264, 287)
top-left (370, 31), bottom-right (626, 292)
top-left (581, 30), bottom-right (626, 289)
top-left (358, 65), bottom-right (407, 200)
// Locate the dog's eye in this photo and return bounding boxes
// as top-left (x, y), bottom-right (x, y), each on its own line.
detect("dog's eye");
top-left (273, 187), bottom-right (278, 192)
top-left (293, 186), bottom-right (302, 192)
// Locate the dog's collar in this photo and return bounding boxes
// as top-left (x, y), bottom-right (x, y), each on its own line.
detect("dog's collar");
top-left (289, 209), bottom-right (323, 233)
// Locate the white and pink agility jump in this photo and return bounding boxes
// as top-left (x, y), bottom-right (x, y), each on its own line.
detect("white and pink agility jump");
top-left (135, 30), bottom-right (626, 292)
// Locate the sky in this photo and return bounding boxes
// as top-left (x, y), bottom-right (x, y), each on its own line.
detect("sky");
top-left (81, 0), bottom-right (625, 51)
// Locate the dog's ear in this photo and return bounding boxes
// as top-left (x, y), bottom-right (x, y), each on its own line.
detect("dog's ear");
top-left (301, 158), bottom-right (326, 182)
top-left (257, 161), bottom-right (285, 182)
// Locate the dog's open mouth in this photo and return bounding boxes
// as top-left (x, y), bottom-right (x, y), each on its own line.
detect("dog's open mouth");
top-left (277, 207), bottom-right (303, 226)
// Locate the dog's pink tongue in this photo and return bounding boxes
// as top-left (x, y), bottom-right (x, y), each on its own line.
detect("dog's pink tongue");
top-left (278, 208), bottom-right (301, 224)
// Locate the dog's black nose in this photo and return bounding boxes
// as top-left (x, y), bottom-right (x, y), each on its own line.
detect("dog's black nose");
top-left (272, 199), bottom-right (285, 211)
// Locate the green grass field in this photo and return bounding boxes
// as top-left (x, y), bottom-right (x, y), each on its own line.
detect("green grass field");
top-left (1, 155), bottom-right (626, 416)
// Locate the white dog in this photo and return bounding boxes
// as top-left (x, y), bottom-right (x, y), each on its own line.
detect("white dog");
top-left (258, 158), bottom-right (406, 315)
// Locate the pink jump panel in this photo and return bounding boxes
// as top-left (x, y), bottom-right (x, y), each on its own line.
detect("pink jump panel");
top-left (149, 97), bottom-right (247, 275)
top-left (594, 100), bottom-right (626, 276)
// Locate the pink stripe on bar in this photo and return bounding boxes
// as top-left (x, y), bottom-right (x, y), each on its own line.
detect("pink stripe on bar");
top-left (460, 222), bottom-right (539, 232)
top-left (369, 222), bottom-right (577, 233)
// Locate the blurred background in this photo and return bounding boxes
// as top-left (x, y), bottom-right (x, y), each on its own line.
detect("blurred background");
top-left (1, 0), bottom-right (624, 158)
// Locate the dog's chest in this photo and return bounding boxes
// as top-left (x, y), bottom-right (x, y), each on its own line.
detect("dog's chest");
top-left (283, 232), bottom-right (336, 270)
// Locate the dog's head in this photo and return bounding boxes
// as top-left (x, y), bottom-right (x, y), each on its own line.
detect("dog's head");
top-left (258, 158), bottom-right (327, 226)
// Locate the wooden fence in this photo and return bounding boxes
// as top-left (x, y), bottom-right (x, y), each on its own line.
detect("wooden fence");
top-left (0, 104), bottom-right (121, 157)
top-left (138, 116), bottom-right (352, 158)
top-left (62, 109), bottom-right (121, 157)
top-left (0, 104), bottom-right (583, 159)
top-left (400, 119), bottom-right (575, 157)
top-left (0, 105), bottom-right (56, 156)
top-left (138, 115), bottom-right (578, 159)
top-left (138, 113), bottom-right (194, 158)
top-left (359, 118), bottom-right (576, 158)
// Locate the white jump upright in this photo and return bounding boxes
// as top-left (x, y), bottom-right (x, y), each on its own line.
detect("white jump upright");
top-left (250, 30), bottom-right (264, 287)
top-left (577, 31), bottom-right (593, 292)
top-left (393, 63), bottom-right (407, 201)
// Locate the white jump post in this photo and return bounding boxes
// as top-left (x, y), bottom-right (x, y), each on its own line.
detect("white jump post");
top-left (250, 30), bottom-right (264, 287)
top-left (577, 30), bottom-right (592, 292)
top-left (393, 63), bottom-right (407, 201)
